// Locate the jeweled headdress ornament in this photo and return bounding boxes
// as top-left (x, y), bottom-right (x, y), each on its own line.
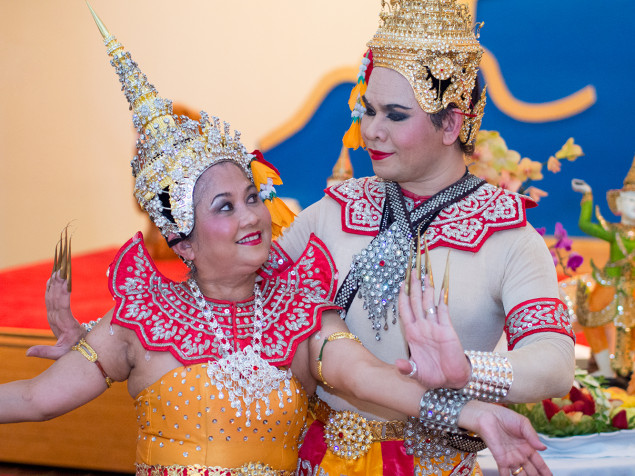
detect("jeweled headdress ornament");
top-left (344, 0), bottom-right (486, 149)
top-left (87, 5), bottom-right (294, 241)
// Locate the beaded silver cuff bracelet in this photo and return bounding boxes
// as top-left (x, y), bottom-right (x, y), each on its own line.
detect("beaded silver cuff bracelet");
top-left (404, 417), bottom-right (487, 457)
top-left (419, 388), bottom-right (470, 432)
top-left (404, 418), bottom-right (457, 458)
top-left (462, 350), bottom-right (513, 403)
top-left (404, 388), bottom-right (487, 457)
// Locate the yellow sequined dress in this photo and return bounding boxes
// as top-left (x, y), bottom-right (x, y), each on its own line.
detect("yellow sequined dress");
top-left (108, 232), bottom-right (339, 475)
top-left (135, 364), bottom-right (307, 475)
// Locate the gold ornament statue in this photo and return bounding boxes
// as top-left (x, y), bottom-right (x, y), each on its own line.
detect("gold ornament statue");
top-left (572, 157), bottom-right (635, 393)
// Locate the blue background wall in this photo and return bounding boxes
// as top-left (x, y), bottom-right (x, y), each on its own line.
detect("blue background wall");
top-left (263, 0), bottom-right (635, 237)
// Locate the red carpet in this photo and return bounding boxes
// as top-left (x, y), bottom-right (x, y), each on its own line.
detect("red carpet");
top-left (0, 248), bottom-right (188, 330)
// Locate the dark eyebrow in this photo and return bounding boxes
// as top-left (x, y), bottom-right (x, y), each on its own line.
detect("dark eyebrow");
top-left (211, 184), bottom-right (257, 205)
top-left (362, 94), bottom-right (412, 111)
top-left (211, 192), bottom-right (231, 206)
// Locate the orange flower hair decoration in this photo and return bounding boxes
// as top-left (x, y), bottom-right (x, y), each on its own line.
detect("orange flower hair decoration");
top-left (250, 150), bottom-right (296, 240)
top-left (343, 50), bottom-right (373, 150)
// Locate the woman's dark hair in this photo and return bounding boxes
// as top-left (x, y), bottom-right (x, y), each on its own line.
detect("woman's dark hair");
top-left (157, 189), bottom-right (189, 247)
top-left (428, 73), bottom-right (483, 156)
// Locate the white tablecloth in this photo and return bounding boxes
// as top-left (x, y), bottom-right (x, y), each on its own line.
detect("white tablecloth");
top-left (477, 430), bottom-right (635, 476)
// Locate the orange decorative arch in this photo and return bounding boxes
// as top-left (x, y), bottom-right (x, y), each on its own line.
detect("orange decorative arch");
top-left (480, 48), bottom-right (596, 123)
top-left (259, 19), bottom-right (597, 150)
top-left (258, 67), bottom-right (357, 152)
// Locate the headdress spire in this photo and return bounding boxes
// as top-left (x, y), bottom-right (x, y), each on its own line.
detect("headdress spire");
top-left (88, 5), bottom-right (255, 239)
top-left (87, 2), bottom-right (109, 39)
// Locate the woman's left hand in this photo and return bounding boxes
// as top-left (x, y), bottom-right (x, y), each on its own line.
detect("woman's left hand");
top-left (396, 274), bottom-right (470, 389)
top-left (462, 401), bottom-right (551, 476)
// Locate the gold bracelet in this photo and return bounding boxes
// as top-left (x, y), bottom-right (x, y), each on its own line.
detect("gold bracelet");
top-left (317, 332), bottom-right (362, 388)
top-left (71, 338), bottom-right (113, 388)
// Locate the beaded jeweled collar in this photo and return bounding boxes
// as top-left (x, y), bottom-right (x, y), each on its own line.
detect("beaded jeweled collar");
top-left (108, 232), bottom-right (339, 366)
top-left (326, 176), bottom-right (535, 252)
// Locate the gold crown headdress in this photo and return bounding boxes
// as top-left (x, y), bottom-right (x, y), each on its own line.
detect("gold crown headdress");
top-left (608, 155), bottom-right (635, 215)
top-left (87, 5), bottom-right (294, 241)
top-left (344, 0), bottom-right (486, 149)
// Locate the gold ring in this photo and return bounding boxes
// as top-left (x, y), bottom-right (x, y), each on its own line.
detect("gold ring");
top-left (511, 466), bottom-right (524, 475)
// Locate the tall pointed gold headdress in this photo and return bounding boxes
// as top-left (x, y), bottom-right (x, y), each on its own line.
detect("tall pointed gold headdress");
top-left (344, 0), bottom-right (486, 149)
top-left (87, 5), bottom-right (293, 241)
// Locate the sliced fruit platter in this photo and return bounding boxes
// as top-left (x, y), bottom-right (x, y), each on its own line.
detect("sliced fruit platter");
top-left (508, 369), bottom-right (635, 437)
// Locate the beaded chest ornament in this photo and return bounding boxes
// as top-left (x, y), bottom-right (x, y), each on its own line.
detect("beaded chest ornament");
top-left (335, 175), bottom-right (484, 339)
top-left (189, 281), bottom-right (292, 427)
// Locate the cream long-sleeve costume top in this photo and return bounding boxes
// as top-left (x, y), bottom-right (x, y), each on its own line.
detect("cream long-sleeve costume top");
top-left (278, 176), bottom-right (576, 423)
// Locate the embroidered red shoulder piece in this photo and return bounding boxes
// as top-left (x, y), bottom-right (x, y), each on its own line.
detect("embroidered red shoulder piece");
top-left (108, 232), bottom-right (339, 366)
top-left (326, 177), bottom-right (537, 253)
top-left (326, 177), bottom-right (386, 236)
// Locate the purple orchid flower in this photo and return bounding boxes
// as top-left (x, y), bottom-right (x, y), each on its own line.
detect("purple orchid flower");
top-left (554, 222), bottom-right (572, 251)
top-left (536, 227), bottom-right (546, 237)
top-left (566, 252), bottom-right (584, 272)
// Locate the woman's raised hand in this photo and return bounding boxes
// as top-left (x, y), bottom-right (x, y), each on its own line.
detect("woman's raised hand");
top-left (27, 230), bottom-right (84, 360)
top-left (395, 245), bottom-right (470, 389)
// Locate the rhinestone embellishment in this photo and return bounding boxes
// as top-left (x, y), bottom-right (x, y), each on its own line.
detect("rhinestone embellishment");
top-left (324, 410), bottom-right (373, 460)
top-left (352, 222), bottom-right (412, 340)
top-left (188, 281), bottom-right (292, 427)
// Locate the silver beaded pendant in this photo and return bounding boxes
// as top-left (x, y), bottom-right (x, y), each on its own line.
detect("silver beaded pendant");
top-left (206, 345), bottom-right (292, 427)
top-left (336, 175), bottom-right (486, 340)
top-left (351, 222), bottom-right (412, 340)
top-left (189, 281), bottom-right (292, 427)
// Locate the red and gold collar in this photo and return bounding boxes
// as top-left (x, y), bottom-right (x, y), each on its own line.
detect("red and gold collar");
top-left (108, 232), bottom-right (339, 366)
top-left (326, 177), bottom-right (536, 253)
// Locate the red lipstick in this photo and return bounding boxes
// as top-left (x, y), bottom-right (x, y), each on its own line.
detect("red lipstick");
top-left (368, 149), bottom-right (393, 161)
top-left (236, 232), bottom-right (262, 246)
